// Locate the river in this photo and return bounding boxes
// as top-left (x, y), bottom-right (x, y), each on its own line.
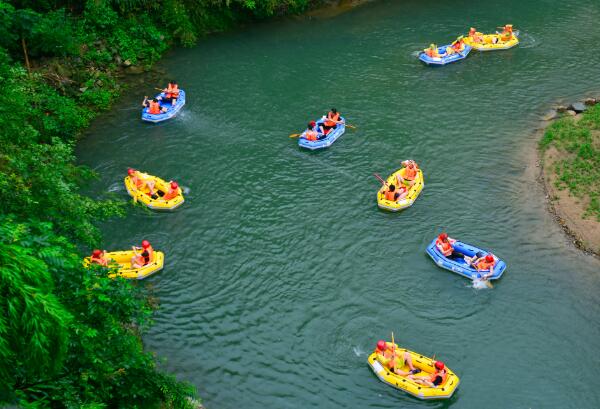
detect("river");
top-left (77, 0), bottom-right (600, 407)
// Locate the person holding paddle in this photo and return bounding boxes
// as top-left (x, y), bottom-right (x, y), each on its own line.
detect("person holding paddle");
top-left (375, 338), bottom-right (420, 376)
top-left (160, 81), bottom-right (180, 105)
top-left (301, 121), bottom-right (320, 141)
top-left (320, 108), bottom-right (343, 135)
top-left (142, 96), bottom-right (167, 115)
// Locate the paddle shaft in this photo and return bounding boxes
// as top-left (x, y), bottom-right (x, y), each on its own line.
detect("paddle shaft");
top-left (374, 173), bottom-right (387, 185)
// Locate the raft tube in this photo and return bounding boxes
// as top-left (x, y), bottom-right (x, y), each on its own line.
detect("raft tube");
top-left (84, 250), bottom-right (165, 280)
top-left (377, 166), bottom-right (424, 212)
top-left (141, 89), bottom-right (186, 123)
top-left (124, 173), bottom-right (185, 211)
top-left (463, 31), bottom-right (519, 51)
top-left (368, 343), bottom-right (460, 400)
top-left (418, 44), bottom-right (472, 66)
top-left (425, 238), bottom-right (506, 280)
top-left (298, 117), bottom-right (346, 150)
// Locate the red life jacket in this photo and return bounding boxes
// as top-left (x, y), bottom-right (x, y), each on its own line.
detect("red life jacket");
top-left (305, 130), bottom-right (318, 141)
top-left (385, 190), bottom-right (397, 201)
top-left (148, 101), bottom-right (161, 115)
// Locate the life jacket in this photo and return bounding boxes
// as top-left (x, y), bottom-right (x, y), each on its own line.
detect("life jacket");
top-left (148, 101), bottom-right (161, 115)
top-left (436, 239), bottom-right (453, 257)
top-left (166, 83), bottom-right (179, 99)
top-left (90, 255), bottom-right (106, 266)
top-left (385, 190), bottom-right (397, 201)
top-left (476, 258), bottom-right (495, 271)
top-left (404, 166), bottom-right (417, 180)
top-left (430, 370), bottom-right (447, 386)
top-left (305, 130), bottom-right (318, 141)
top-left (325, 112), bottom-right (340, 127)
top-left (425, 48), bottom-right (434, 57)
top-left (452, 42), bottom-right (462, 51)
top-left (145, 246), bottom-right (154, 263)
top-left (131, 175), bottom-right (144, 189)
top-left (163, 187), bottom-right (179, 201)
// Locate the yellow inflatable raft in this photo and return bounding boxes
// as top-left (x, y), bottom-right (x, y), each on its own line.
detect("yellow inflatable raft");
top-left (124, 173), bottom-right (184, 211)
top-left (84, 250), bottom-right (165, 280)
top-left (377, 167), bottom-right (424, 211)
top-left (463, 32), bottom-right (519, 51)
top-left (368, 344), bottom-right (460, 400)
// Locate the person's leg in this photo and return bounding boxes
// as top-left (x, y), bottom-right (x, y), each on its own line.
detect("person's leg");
top-left (404, 352), bottom-right (415, 370)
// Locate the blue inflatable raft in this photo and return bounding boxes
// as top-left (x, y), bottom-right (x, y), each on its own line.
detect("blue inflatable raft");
top-left (298, 117), bottom-right (345, 150)
top-left (418, 45), bottom-right (472, 66)
top-left (142, 89), bottom-right (186, 123)
top-left (425, 238), bottom-right (506, 280)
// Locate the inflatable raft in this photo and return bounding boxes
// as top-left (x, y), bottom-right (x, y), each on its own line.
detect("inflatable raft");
top-left (141, 89), bottom-right (186, 123)
top-left (124, 173), bottom-right (184, 211)
top-left (463, 32), bottom-right (519, 51)
top-left (298, 117), bottom-right (345, 150)
top-left (377, 166), bottom-right (424, 211)
top-left (426, 238), bottom-right (506, 280)
top-left (84, 250), bottom-right (165, 280)
top-left (368, 343), bottom-right (460, 400)
top-left (418, 44), bottom-right (472, 66)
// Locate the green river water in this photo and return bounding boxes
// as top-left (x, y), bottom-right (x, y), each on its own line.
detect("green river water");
top-left (78, 0), bottom-right (600, 407)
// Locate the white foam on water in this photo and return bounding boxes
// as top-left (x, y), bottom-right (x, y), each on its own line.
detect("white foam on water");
top-left (353, 346), bottom-right (364, 357)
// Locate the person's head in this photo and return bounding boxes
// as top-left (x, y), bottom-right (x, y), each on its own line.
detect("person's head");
top-left (152, 98), bottom-right (158, 103)
top-left (469, 27), bottom-right (476, 34)
top-left (485, 254), bottom-right (494, 263)
top-left (331, 108), bottom-right (337, 114)
top-left (92, 249), bottom-right (102, 257)
top-left (376, 340), bottom-right (386, 351)
top-left (388, 184), bottom-right (396, 192)
top-left (438, 232), bottom-right (448, 242)
top-left (408, 162), bottom-right (414, 169)
top-left (170, 181), bottom-right (179, 190)
top-left (142, 240), bottom-right (151, 249)
top-left (308, 120), bottom-right (316, 130)
top-left (430, 43), bottom-right (435, 49)
top-left (434, 361), bottom-right (445, 371)
top-left (128, 168), bottom-right (136, 176)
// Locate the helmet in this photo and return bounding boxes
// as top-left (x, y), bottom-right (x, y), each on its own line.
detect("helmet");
top-left (485, 254), bottom-right (494, 262)
top-left (127, 168), bottom-right (135, 175)
top-left (92, 249), bottom-right (102, 257)
top-left (142, 240), bottom-right (151, 248)
top-left (170, 181), bottom-right (179, 190)
top-left (435, 361), bottom-right (445, 370)
top-left (438, 232), bottom-right (448, 241)
top-left (309, 120), bottom-right (316, 127)
top-left (376, 340), bottom-right (386, 351)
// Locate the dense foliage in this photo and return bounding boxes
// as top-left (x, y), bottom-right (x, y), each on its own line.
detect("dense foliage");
top-left (0, 0), bottom-right (319, 406)
top-left (540, 105), bottom-right (600, 220)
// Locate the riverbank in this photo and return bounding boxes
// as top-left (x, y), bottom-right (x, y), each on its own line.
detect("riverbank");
top-left (538, 100), bottom-right (600, 256)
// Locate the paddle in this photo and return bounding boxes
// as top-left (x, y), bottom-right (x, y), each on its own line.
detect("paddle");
top-left (289, 133), bottom-right (301, 138)
top-left (345, 123), bottom-right (357, 129)
top-left (373, 173), bottom-right (387, 185)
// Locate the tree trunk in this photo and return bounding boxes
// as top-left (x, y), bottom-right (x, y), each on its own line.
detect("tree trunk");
top-left (22, 37), bottom-right (31, 77)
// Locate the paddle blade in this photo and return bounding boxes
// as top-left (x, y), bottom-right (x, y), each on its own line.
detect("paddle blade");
top-left (472, 278), bottom-right (493, 289)
top-left (346, 124), bottom-right (357, 129)
top-left (289, 133), bottom-right (301, 138)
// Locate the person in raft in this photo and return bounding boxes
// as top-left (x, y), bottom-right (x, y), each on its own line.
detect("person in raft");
top-left (383, 183), bottom-right (408, 202)
top-left (494, 24), bottom-right (514, 43)
top-left (468, 27), bottom-right (483, 43)
top-left (131, 240), bottom-right (154, 269)
top-left (302, 121), bottom-right (321, 141)
top-left (465, 253), bottom-right (496, 279)
top-left (435, 232), bottom-right (466, 259)
top-left (320, 108), bottom-right (343, 135)
top-left (160, 181), bottom-right (180, 201)
top-left (142, 96), bottom-right (167, 115)
top-left (409, 361), bottom-right (448, 387)
top-left (160, 81), bottom-right (180, 105)
top-left (90, 249), bottom-right (109, 266)
top-left (423, 44), bottom-right (441, 58)
top-left (128, 168), bottom-right (157, 197)
top-left (396, 160), bottom-right (418, 187)
top-left (374, 340), bottom-right (420, 376)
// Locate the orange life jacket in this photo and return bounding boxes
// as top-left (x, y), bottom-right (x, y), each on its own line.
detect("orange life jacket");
top-left (163, 188), bottom-right (179, 201)
top-left (476, 259), bottom-right (495, 271)
top-left (305, 130), bottom-right (318, 141)
top-left (131, 175), bottom-right (144, 189)
top-left (385, 190), bottom-right (397, 201)
top-left (325, 112), bottom-right (340, 127)
top-left (148, 101), bottom-right (161, 115)
top-left (436, 239), bottom-right (453, 257)
top-left (90, 255), bottom-right (107, 266)
top-left (430, 370), bottom-right (448, 385)
top-left (404, 166), bottom-right (417, 180)
top-left (166, 84), bottom-right (179, 99)
top-left (426, 48), bottom-right (434, 57)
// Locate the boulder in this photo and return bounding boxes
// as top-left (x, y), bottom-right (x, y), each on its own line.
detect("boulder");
top-left (565, 109), bottom-right (577, 116)
top-left (569, 102), bottom-right (586, 113)
top-left (555, 105), bottom-right (568, 113)
top-left (542, 110), bottom-right (559, 121)
top-left (584, 98), bottom-right (597, 106)
top-left (123, 59), bottom-right (132, 67)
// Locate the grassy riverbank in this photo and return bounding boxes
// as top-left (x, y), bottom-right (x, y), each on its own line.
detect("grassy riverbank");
top-left (539, 104), bottom-right (600, 254)
top-left (0, 0), bottom-right (326, 407)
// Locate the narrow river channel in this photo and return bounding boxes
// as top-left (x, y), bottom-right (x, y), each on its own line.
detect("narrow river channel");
top-left (78, 0), bottom-right (600, 407)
